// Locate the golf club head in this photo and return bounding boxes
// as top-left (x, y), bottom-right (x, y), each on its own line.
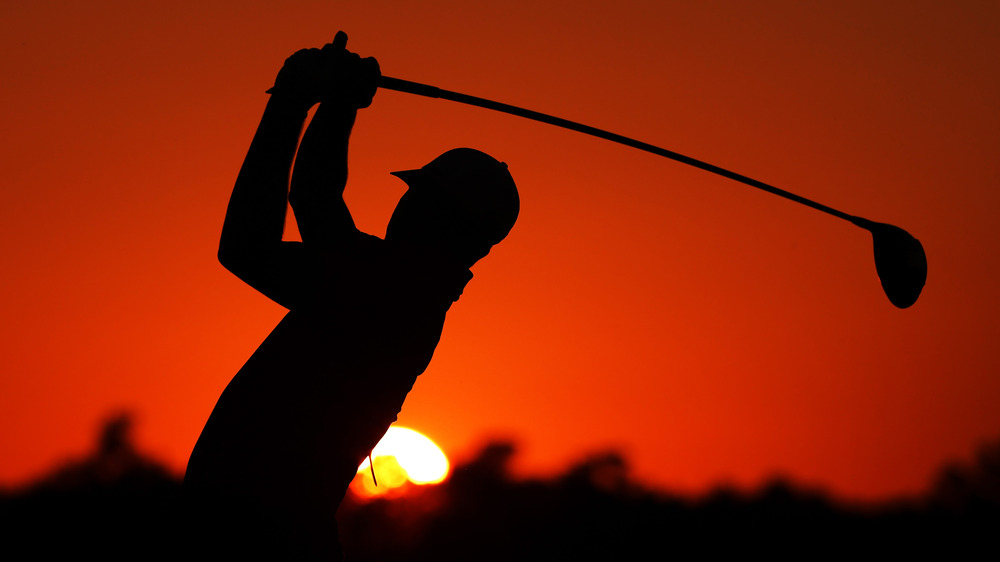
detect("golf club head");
top-left (852, 219), bottom-right (927, 308)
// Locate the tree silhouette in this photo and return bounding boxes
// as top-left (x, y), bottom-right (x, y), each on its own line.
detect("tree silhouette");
top-left (2, 413), bottom-right (997, 560)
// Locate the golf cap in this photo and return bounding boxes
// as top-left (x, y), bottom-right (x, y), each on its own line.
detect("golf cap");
top-left (390, 148), bottom-right (520, 246)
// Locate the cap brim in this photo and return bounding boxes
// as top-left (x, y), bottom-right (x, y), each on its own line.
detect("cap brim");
top-left (389, 169), bottom-right (424, 186)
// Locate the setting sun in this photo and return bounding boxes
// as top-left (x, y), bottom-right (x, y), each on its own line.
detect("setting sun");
top-left (352, 427), bottom-right (450, 498)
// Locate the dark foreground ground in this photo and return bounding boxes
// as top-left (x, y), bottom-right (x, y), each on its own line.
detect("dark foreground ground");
top-left (2, 414), bottom-right (997, 560)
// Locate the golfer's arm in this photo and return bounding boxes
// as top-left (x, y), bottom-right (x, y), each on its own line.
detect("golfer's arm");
top-left (288, 101), bottom-right (359, 248)
top-left (218, 95), bottom-right (314, 309)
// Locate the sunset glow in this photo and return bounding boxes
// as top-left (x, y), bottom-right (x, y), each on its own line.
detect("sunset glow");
top-left (352, 427), bottom-right (450, 498)
top-left (2, 1), bottom-right (999, 503)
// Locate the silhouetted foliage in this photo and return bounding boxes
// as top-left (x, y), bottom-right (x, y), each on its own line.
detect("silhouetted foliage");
top-left (339, 439), bottom-right (999, 560)
top-left (2, 415), bottom-right (997, 560)
top-left (0, 413), bottom-right (184, 560)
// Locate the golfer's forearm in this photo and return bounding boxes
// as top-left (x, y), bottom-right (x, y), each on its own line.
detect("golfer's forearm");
top-left (219, 95), bottom-right (309, 266)
top-left (288, 101), bottom-right (359, 245)
top-left (292, 102), bottom-right (356, 196)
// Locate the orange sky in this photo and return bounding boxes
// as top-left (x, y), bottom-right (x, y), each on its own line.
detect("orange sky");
top-left (2, 1), bottom-right (998, 501)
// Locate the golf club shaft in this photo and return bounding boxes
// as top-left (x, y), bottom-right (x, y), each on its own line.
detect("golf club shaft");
top-left (379, 75), bottom-right (861, 226)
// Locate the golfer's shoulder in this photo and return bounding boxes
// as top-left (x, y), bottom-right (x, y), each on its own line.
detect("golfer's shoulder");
top-left (317, 229), bottom-right (383, 257)
top-left (359, 231), bottom-right (384, 248)
top-left (314, 230), bottom-right (391, 276)
top-left (351, 231), bottom-right (389, 261)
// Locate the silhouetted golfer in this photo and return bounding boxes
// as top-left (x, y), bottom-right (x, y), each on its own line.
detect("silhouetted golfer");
top-left (184, 32), bottom-right (518, 560)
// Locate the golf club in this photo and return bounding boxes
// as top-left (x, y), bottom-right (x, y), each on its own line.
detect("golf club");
top-left (378, 75), bottom-right (927, 309)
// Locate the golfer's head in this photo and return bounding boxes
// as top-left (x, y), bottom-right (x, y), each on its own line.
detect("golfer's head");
top-left (386, 148), bottom-right (519, 266)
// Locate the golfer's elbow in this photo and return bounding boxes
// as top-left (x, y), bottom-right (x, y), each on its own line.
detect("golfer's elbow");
top-left (217, 242), bottom-right (252, 279)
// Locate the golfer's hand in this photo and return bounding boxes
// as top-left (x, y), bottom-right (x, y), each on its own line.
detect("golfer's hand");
top-left (321, 31), bottom-right (380, 109)
top-left (268, 47), bottom-right (326, 108)
top-left (268, 31), bottom-right (380, 109)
